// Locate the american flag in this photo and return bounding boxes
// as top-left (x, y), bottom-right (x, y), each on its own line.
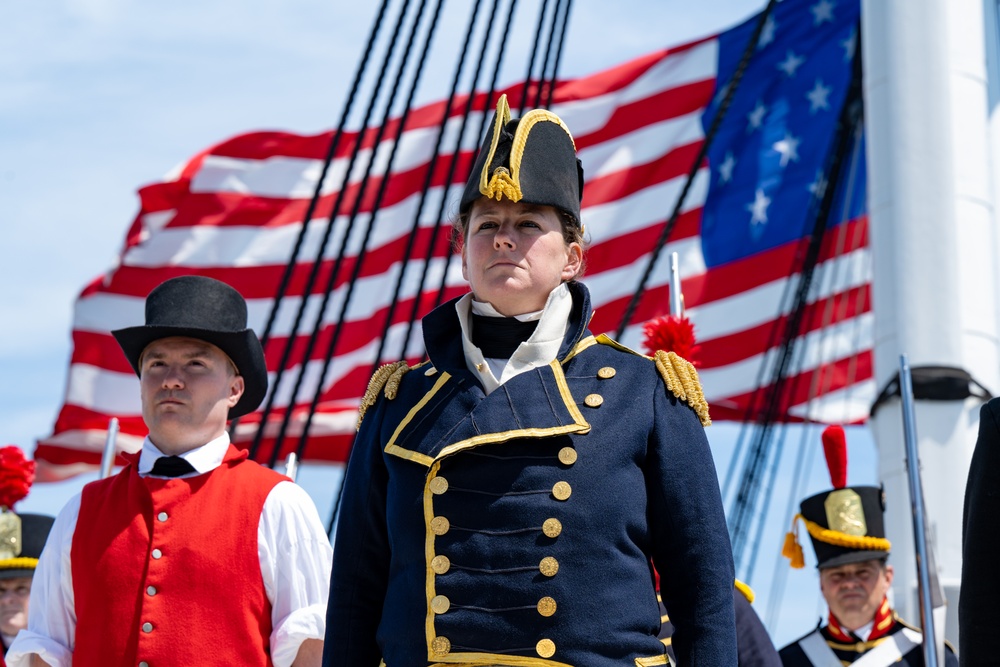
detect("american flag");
top-left (35, 0), bottom-right (871, 481)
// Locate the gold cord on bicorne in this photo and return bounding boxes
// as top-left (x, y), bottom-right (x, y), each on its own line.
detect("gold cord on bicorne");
top-left (356, 361), bottom-right (410, 431)
top-left (781, 513), bottom-right (892, 569)
top-left (653, 350), bottom-right (711, 427)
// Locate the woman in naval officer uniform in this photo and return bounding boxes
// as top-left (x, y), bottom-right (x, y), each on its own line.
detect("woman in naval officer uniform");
top-left (323, 95), bottom-right (737, 667)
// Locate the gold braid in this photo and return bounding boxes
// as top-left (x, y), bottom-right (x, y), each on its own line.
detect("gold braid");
top-left (801, 514), bottom-right (891, 551)
top-left (357, 361), bottom-right (410, 430)
top-left (653, 350), bottom-right (711, 426)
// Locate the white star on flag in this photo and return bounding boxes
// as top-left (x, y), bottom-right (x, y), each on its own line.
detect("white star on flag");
top-left (841, 28), bottom-right (857, 61)
top-left (758, 15), bottom-right (777, 48)
top-left (747, 188), bottom-right (772, 226)
top-left (809, 170), bottom-right (828, 199)
top-left (718, 152), bottom-right (736, 183)
top-left (747, 101), bottom-right (767, 132)
top-left (773, 132), bottom-right (801, 167)
top-left (807, 79), bottom-right (832, 113)
top-left (778, 50), bottom-right (805, 77)
top-left (811, 0), bottom-right (835, 25)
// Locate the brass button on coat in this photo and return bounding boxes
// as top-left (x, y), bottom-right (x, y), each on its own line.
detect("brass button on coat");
top-left (430, 516), bottom-right (450, 535)
top-left (584, 393), bottom-right (604, 408)
top-left (536, 639), bottom-right (556, 658)
top-left (429, 477), bottom-right (449, 495)
top-left (431, 636), bottom-right (451, 656)
top-left (597, 366), bottom-right (617, 379)
top-left (539, 556), bottom-right (559, 577)
top-left (552, 481), bottom-right (572, 501)
top-left (558, 447), bottom-right (577, 465)
top-left (431, 555), bottom-right (451, 574)
top-left (431, 595), bottom-right (451, 614)
top-left (542, 518), bottom-right (562, 538)
top-left (537, 596), bottom-right (557, 617)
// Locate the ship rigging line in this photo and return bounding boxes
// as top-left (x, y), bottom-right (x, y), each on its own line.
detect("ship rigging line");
top-left (727, 40), bottom-right (864, 571)
top-left (249, 0), bottom-right (415, 463)
top-left (239, 0), bottom-right (391, 452)
top-left (326, 0), bottom-right (574, 531)
top-left (613, 0), bottom-right (779, 341)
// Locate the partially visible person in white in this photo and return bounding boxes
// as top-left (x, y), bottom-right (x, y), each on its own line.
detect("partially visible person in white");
top-left (7, 276), bottom-right (332, 667)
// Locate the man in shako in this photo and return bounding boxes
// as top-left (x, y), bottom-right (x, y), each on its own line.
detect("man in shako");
top-left (7, 276), bottom-right (333, 667)
top-left (325, 94), bottom-right (737, 666)
top-left (0, 446), bottom-right (54, 661)
top-left (777, 426), bottom-right (957, 666)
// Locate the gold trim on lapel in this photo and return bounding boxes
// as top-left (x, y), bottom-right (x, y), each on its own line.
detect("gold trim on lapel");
top-left (433, 359), bottom-right (590, 462)
top-left (560, 334), bottom-right (597, 364)
top-left (384, 372), bottom-right (452, 466)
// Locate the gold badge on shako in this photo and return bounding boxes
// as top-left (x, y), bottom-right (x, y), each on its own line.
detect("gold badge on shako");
top-left (0, 510), bottom-right (22, 561)
top-left (824, 488), bottom-right (867, 536)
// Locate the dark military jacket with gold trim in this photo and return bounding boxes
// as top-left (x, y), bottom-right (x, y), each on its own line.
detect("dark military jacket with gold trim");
top-left (325, 282), bottom-right (737, 667)
top-left (778, 618), bottom-right (958, 667)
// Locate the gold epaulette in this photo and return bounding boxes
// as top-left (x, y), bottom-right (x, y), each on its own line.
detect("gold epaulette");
top-left (653, 350), bottom-right (711, 427)
top-left (357, 361), bottom-right (410, 431)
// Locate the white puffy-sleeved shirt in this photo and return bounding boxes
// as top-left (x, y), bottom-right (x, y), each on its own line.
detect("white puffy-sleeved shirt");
top-left (6, 433), bottom-right (333, 667)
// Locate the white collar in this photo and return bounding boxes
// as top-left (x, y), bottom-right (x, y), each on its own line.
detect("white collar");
top-left (138, 432), bottom-right (230, 477)
top-left (457, 283), bottom-right (572, 394)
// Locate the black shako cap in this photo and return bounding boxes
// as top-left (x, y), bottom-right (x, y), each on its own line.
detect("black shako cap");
top-left (0, 513), bottom-right (55, 579)
top-left (111, 275), bottom-right (268, 420)
top-left (800, 485), bottom-right (889, 569)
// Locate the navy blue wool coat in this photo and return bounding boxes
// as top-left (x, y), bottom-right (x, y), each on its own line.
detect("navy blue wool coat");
top-left (324, 282), bottom-right (737, 667)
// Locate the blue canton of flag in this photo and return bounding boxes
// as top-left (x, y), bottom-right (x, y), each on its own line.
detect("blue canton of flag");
top-left (700, 0), bottom-right (861, 268)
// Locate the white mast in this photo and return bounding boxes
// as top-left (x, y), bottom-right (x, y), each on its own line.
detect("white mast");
top-left (862, 0), bottom-right (1000, 647)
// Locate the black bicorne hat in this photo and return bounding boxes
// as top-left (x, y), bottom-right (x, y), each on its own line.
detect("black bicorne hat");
top-left (111, 276), bottom-right (268, 419)
top-left (0, 513), bottom-right (54, 580)
top-left (459, 94), bottom-right (584, 225)
top-left (782, 426), bottom-right (891, 569)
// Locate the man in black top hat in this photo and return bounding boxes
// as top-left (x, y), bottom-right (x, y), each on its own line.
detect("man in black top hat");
top-left (8, 276), bottom-right (332, 667)
top-left (778, 426), bottom-right (956, 667)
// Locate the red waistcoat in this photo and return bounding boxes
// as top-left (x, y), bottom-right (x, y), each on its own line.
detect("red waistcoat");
top-left (71, 445), bottom-right (286, 667)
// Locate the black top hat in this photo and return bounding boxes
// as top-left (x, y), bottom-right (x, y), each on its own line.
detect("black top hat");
top-left (460, 94), bottom-right (584, 225)
top-left (0, 513), bottom-right (55, 579)
top-left (111, 276), bottom-right (268, 419)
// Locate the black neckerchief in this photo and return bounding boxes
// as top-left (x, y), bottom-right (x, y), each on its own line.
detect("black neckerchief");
top-left (471, 314), bottom-right (539, 358)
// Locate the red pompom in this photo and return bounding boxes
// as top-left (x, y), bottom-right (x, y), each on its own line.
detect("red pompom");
top-left (821, 425), bottom-right (848, 489)
top-left (642, 315), bottom-right (701, 365)
top-left (0, 446), bottom-right (35, 510)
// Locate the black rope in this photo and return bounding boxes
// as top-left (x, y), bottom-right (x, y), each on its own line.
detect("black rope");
top-left (252, 0), bottom-right (416, 464)
top-left (614, 0), bottom-right (779, 340)
top-left (765, 423), bottom-right (817, 630)
top-left (398, 0), bottom-right (499, 359)
top-left (729, 48), bottom-right (864, 567)
top-left (273, 0), bottom-right (437, 471)
top-left (531, 0), bottom-right (561, 109)
top-left (243, 0), bottom-right (391, 454)
top-left (518, 0), bottom-right (551, 115)
top-left (544, 0), bottom-right (573, 109)
top-left (429, 0), bottom-right (520, 313)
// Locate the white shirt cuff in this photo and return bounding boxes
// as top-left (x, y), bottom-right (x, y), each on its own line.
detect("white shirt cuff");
top-left (6, 629), bottom-right (74, 667)
top-left (269, 602), bottom-right (327, 667)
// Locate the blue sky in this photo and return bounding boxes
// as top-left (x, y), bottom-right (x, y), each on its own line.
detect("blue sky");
top-left (0, 0), bottom-right (881, 648)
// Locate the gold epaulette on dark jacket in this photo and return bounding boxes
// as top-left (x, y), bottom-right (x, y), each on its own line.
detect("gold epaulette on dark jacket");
top-left (653, 350), bottom-right (711, 427)
top-left (357, 361), bottom-right (410, 430)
